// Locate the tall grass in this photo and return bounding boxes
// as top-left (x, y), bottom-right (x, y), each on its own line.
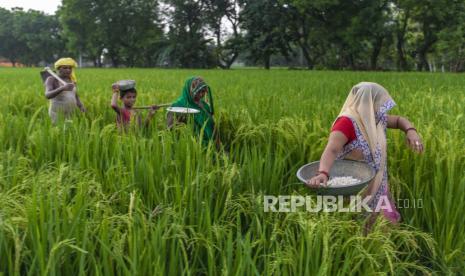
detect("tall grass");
top-left (0, 68), bottom-right (463, 274)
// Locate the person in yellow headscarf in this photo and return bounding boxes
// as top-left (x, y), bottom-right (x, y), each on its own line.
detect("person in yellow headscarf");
top-left (44, 58), bottom-right (86, 123)
top-left (306, 82), bottom-right (423, 232)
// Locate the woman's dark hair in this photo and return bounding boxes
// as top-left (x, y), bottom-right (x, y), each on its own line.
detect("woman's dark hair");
top-left (120, 88), bottom-right (137, 98)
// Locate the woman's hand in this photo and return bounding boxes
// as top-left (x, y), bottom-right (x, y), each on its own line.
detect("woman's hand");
top-left (62, 83), bottom-right (75, 91)
top-left (306, 173), bottom-right (328, 188)
top-left (305, 131), bottom-right (346, 189)
top-left (406, 129), bottom-right (424, 153)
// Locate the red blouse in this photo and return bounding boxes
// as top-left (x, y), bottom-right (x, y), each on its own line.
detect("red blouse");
top-left (331, 116), bottom-right (356, 144)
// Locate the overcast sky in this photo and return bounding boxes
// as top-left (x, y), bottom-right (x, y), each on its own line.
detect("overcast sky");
top-left (0, 0), bottom-right (60, 14)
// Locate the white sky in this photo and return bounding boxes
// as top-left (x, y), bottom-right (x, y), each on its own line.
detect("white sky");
top-left (0, 0), bottom-right (60, 14)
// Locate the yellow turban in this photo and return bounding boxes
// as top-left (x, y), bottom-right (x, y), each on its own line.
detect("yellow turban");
top-left (54, 58), bottom-right (78, 83)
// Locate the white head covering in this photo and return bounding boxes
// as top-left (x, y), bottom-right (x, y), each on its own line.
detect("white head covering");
top-left (335, 82), bottom-right (395, 198)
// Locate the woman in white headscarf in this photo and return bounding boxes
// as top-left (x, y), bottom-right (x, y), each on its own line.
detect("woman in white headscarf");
top-left (307, 82), bottom-right (423, 229)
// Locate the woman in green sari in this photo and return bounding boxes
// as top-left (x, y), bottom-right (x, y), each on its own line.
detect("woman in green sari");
top-left (168, 77), bottom-right (220, 148)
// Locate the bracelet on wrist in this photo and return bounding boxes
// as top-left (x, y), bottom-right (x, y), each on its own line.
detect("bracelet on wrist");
top-left (317, 170), bottom-right (330, 179)
top-left (405, 127), bottom-right (417, 134)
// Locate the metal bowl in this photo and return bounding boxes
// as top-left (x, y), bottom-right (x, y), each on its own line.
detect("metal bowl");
top-left (117, 80), bottom-right (136, 91)
top-left (296, 160), bottom-right (376, 196)
top-left (166, 107), bottom-right (200, 114)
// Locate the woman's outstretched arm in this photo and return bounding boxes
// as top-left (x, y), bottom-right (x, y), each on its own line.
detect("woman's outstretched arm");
top-left (306, 131), bottom-right (347, 188)
top-left (387, 115), bottom-right (423, 153)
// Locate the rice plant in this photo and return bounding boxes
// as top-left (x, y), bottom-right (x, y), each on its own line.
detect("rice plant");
top-left (0, 68), bottom-right (463, 275)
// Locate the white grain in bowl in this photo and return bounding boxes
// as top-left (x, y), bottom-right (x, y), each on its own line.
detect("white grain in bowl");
top-left (327, 176), bottom-right (360, 186)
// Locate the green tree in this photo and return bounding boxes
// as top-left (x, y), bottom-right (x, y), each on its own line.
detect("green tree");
top-left (434, 3), bottom-right (465, 72)
top-left (284, 0), bottom-right (388, 70)
top-left (163, 0), bottom-right (215, 68)
top-left (348, 0), bottom-right (393, 70)
top-left (203, 0), bottom-right (243, 69)
top-left (391, 0), bottom-right (413, 70)
top-left (284, 1), bottom-right (322, 69)
top-left (240, 0), bottom-right (293, 69)
top-left (407, 0), bottom-right (465, 71)
top-left (15, 9), bottom-right (65, 65)
top-left (0, 8), bottom-right (65, 66)
top-left (0, 8), bottom-right (22, 66)
top-left (60, 0), bottom-right (164, 67)
top-left (101, 0), bottom-right (164, 67)
top-left (59, 0), bottom-right (105, 66)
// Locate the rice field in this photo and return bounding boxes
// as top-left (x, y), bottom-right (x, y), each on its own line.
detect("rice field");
top-left (0, 68), bottom-right (464, 275)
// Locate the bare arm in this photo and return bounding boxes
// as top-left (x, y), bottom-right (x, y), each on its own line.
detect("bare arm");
top-left (166, 112), bottom-right (187, 129)
top-left (144, 105), bottom-right (160, 128)
top-left (166, 111), bottom-right (175, 129)
top-left (45, 77), bottom-right (64, 99)
top-left (75, 89), bottom-right (86, 112)
top-left (45, 77), bottom-right (75, 99)
top-left (387, 115), bottom-right (423, 153)
top-left (306, 131), bottom-right (348, 187)
top-left (110, 84), bottom-right (121, 114)
top-left (387, 115), bottom-right (414, 131)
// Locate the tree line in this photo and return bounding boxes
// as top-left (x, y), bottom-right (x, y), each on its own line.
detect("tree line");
top-left (1, 0), bottom-right (465, 71)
